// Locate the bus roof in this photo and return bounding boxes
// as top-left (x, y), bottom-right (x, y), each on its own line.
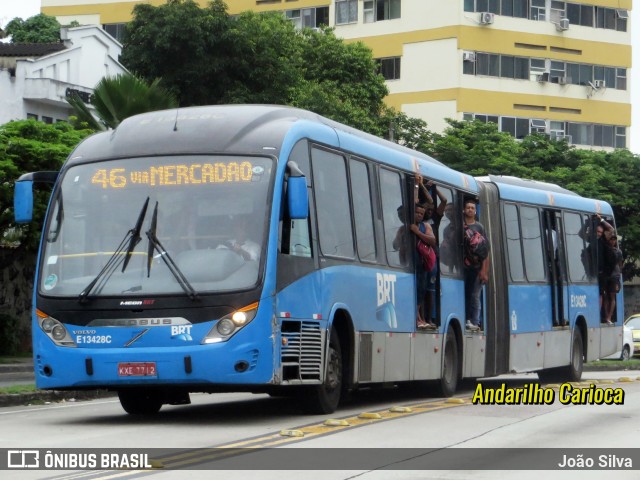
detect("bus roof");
top-left (64, 105), bottom-right (476, 192)
top-left (479, 175), bottom-right (613, 215)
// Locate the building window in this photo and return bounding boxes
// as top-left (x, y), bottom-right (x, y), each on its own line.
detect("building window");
top-left (41, 116), bottom-right (53, 124)
top-left (615, 127), bottom-right (626, 148)
top-left (103, 23), bottom-right (126, 42)
top-left (530, 119), bottom-right (546, 133)
top-left (530, 0), bottom-right (545, 20)
top-left (286, 7), bottom-right (329, 29)
top-left (465, 114), bottom-right (625, 148)
top-left (336, 0), bottom-right (358, 25)
top-left (363, 0), bottom-right (401, 23)
top-left (465, 0), bottom-right (627, 31)
top-left (465, 52), bottom-right (626, 90)
top-left (26, 113), bottom-right (38, 120)
top-left (377, 57), bottom-right (401, 80)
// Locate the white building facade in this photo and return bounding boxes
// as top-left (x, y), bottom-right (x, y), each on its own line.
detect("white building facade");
top-left (0, 25), bottom-right (126, 125)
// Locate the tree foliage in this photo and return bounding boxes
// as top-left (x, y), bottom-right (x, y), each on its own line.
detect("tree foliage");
top-left (120, 0), bottom-right (389, 134)
top-left (67, 73), bottom-right (178, 130)
top-left (428, 119), bottom-right (640, 279)
top-left (4, 14), bottom-right (61, 43)
top-left (0, 121), bottom-right (92, 253)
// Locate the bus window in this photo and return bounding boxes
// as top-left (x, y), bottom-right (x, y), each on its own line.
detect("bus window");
top-left (521, 206), bottom-right (546, 282)
top-left (437, 187), bottom-right (461, 275)
top-left (281, 140), bottom-right (312, 257)
top-left (311, 148), bottom-right (355, 258)
top-left (564, 211), bottom-right (590, 282)
top-left (379, 168), bottom-right (406, 268)
top-left (503, 203), bottom-right (525, 282)
top-left (349, 158), bottom-right (377, 263)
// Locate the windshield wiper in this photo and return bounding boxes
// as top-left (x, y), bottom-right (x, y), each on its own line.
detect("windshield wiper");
top-left (47, 191), bottom-right (64, 243)
top-left (122, 197), bottom-right (150, 273)
top-left (78, 197), bottom-right (150, 303)
top-left (146, 201), bottom-right (198, 300)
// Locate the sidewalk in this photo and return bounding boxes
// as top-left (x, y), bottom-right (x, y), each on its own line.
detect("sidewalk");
top-left (0, 357), bottom-right (114, 408)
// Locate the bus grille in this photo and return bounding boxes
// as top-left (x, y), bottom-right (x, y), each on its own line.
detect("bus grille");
top-left (281, 321), bottom-right (323, 382)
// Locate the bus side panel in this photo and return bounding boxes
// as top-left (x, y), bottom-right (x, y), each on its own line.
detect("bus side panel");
top-left (384, 332), bottom-right (412, 382)
top-left (508, 284), bottom-right (552, 371)
top-left (542, 329), bottom-right (572, 368)
top-left (510, 333), bottom-right (543, 372)
top-left (462, 333), bottom-right (486, 378)
top-left (567, 283), bottom-right (601, 361)
top-left (600, 325), bottom-right (622, 360)
top-left (412, 333), bottom-right (443, 380)
top-left (276, 266), bottom-right (416, 385)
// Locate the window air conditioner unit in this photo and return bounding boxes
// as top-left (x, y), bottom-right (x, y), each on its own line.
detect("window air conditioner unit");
top-left (556, 18), bottom-right (570, 31)
top-left (616, 9), bottom-right (629, 20)
top-left (594, 80), bottom-right (606, 89)
top-left (463, 51), bottom-right (476, 62)
top-left (557, 76), bottom-right (570, 85)
top-left (536, 72), bottom-right (550, 83)
top-left (479, 12), bottom-right (495, 25)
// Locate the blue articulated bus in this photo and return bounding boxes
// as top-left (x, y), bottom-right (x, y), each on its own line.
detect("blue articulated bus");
top-left (13, 105), bottom-right (621, 414)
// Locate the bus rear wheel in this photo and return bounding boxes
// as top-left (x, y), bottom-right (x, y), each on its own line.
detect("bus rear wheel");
top-left (432, 330), bottom-right (459, 397)
top-left (301, 327), bottom-right (342, 414)
top-left (118, 389), bottom-right (163, 415)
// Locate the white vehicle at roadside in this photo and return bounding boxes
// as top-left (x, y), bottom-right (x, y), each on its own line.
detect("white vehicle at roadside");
top-left (602, 325), bottom-right (633, 361)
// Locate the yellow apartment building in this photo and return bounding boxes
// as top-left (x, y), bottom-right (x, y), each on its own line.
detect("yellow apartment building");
top-left (40, 0), bottom-right (632, 149)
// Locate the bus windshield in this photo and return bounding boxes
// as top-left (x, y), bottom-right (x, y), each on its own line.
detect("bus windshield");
top-left (40, 155), bottom-right (274, 298)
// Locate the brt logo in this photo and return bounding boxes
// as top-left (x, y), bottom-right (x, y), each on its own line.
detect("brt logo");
top-left (376, 273), bottom-right (397, 307)
top-left (171, 325), bottom-right (192, 336)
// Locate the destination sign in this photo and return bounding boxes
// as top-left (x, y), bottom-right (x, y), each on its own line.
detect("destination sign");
top-left (90, 161), bottom-right (257, 189)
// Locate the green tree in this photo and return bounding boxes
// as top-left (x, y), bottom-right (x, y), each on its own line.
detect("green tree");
top-left (427, 118), bottom-right (640, 280)
top-left (432, 119), bottom-right (528, 177)
top-left (121, 0), bottom-right (234, 107)
top-left (4, 14), bottom-right (61, 43)
top-left (67, 73), bottom-right (178, 130)
top-left (0, 120), bottom-right (92, 252)
top-left (120, 0), bottom-right (389, 134)
top-left (290, 27), bottom-right (388, 135)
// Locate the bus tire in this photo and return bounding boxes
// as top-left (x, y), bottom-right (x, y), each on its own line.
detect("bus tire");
top-left (565, 328), bottom-right (584, 382)
top-left (433, 330), bottom-right (459, 397)
top-left (118, 389), bottom-right (163, 415)
top-left (301, 327), bottom-right (342, 414)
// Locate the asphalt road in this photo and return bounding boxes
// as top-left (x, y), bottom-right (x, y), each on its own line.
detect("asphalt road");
top-left (1, 370), bottom-right (639, 479)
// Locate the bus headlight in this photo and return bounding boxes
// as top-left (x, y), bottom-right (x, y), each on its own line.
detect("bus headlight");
top-left (37, 309), bottom-right (76, 347)
top-left (202, 302), bottom-right (259, 344)
top-left (217, 319), bottom-right (235, 336)
top-left (51, 325), bottom-right (67, 341)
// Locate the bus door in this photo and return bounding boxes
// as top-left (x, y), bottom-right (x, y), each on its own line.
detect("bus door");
top-left (543, 210), bottom-right (569, 327)
top-left (478, 182), bottom-right (508, 376)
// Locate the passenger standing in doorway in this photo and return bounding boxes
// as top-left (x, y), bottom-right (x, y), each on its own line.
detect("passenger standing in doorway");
top-left (411, 203), bottom-right (437, 329)
top-left (463, 200), bottom-right (490, 331)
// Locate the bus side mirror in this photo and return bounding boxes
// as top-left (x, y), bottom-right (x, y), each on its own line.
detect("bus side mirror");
top-left (14, 180), bottom-right (34, 223)
top-left (287, 176), bottom-right (308, 220)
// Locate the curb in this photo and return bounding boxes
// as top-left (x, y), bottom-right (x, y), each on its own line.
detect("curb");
top-left (0, 364), bottom-right (33, 374)
top-left (0, 389), bottom-right (115, 408)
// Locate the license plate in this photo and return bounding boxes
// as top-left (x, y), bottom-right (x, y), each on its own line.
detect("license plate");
top-left (118, 362), bottom-right (157, 377)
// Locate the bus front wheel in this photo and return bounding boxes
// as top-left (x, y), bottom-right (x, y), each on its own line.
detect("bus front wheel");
top-left (118, 389), bottom-right (163, 415)
top-left (301, 327), bottom-right (342, 414)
